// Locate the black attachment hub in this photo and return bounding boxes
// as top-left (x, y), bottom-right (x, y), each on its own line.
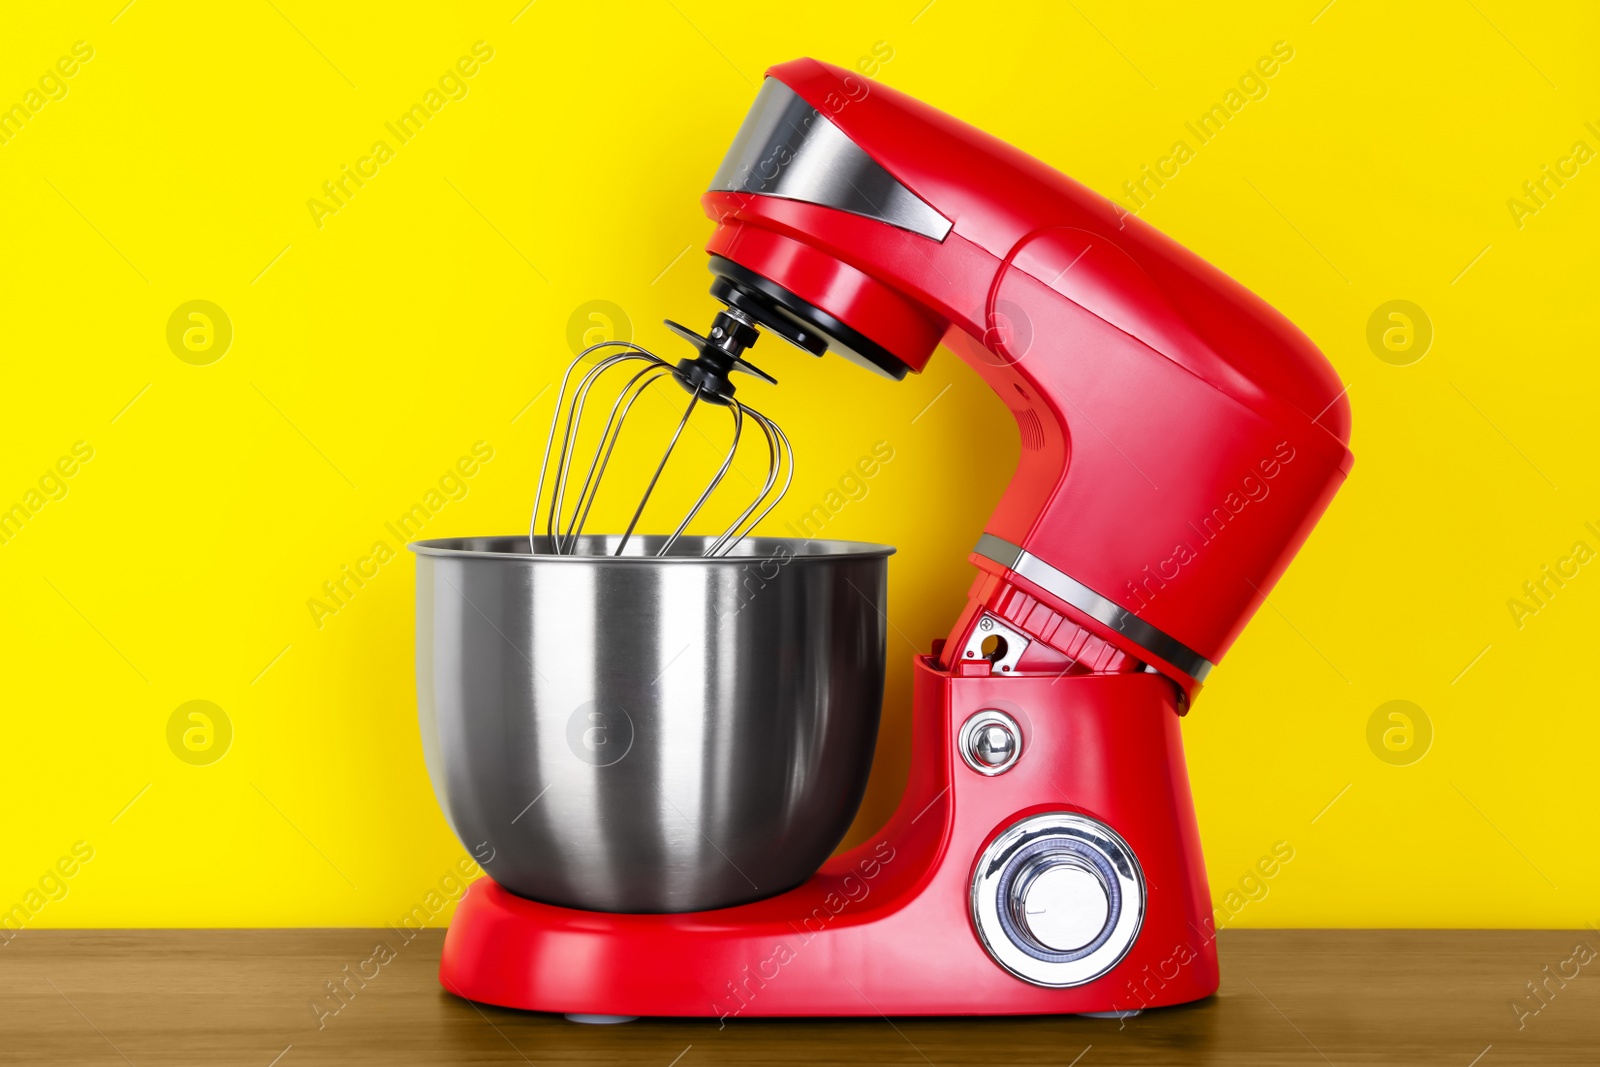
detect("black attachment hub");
top-left (708, 256), bottom-right (912, 381)
top-left (663, 309), bottom-right (776, 406)
top-left (709, 273), bottom-right (828, 358)
top-left (663, 254), bottom-right (916, 404)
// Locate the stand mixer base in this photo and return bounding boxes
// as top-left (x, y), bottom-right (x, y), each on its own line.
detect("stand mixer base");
top-left (437, 659), bottom-right (1219, 1018)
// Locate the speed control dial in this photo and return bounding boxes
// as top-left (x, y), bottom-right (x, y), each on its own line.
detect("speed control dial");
top-left (970, 812), bottom-right (1145, 987)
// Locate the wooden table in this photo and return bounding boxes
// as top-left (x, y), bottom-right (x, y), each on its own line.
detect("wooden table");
top-left (2, 930), bottom-right (1593, 1064)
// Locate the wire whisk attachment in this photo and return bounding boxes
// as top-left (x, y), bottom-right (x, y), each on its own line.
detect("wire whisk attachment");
top-left (529, 318), bottom-right (792, 557)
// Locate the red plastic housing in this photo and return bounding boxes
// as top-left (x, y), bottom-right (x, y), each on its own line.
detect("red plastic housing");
top-left (701, 59), bottom-right (1353, 697)
top-left (440, 660), bottom-right (1218, 1016)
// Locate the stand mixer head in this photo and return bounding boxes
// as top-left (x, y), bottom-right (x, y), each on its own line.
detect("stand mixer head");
top-left (678, 61), bottom-right (1353, 702)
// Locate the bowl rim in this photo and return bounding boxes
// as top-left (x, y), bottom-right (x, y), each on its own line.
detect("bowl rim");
top-left (408, 534), bottom-right (897, 563)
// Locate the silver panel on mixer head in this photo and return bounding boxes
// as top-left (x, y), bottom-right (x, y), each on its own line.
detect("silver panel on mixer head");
top-left (710, 79), bottom-right (953, 241)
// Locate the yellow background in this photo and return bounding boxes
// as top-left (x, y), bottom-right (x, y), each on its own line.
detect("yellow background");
top-left (3, 0), bottom-right (1596, 930)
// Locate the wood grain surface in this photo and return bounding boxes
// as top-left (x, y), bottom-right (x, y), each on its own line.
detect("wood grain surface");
top-left (1, 929), bottom-right (1595, 1065)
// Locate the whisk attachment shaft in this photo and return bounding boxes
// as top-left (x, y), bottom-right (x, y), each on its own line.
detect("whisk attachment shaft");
top-left (529, 331), bottom-right (792, 558)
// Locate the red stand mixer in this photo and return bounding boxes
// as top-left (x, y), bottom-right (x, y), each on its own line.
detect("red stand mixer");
top-left (426, 58), bottom-right (1352, 1018)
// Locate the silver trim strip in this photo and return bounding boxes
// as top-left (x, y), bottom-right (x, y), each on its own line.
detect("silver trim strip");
top-left (709, 79), bottom-right (953, 241)
top-left (973, 534), bottom-right (1214, 682)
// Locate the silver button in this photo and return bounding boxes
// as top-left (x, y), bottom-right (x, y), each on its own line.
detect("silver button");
top-left (973, 723), bottom-right (1016, 767)
top-left (959, 710), bottom-right (1022, 775)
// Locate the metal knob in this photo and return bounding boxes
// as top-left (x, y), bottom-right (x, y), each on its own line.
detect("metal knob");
top-left (970, 812), bottom-right (1146, 988)
top-left (959, 710), bottom-right (1022, 775)
top-left (1011, 856), bottom-right (1111, 953)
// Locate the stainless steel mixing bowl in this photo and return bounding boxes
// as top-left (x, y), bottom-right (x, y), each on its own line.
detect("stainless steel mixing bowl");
top-left (411, 534), bottom-right (893, 913)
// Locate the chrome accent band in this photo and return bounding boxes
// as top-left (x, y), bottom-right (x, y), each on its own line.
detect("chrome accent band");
top-left (709, 79), bottom-right (953, 241)
top-left (973, 534), bottom-right (1214, 682)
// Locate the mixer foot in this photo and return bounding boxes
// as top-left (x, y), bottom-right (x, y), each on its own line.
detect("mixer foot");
top-left (1077, 1010), bottom-right (1141, 1019)
top-left (563, 1013), bottom-right (639, 1025)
